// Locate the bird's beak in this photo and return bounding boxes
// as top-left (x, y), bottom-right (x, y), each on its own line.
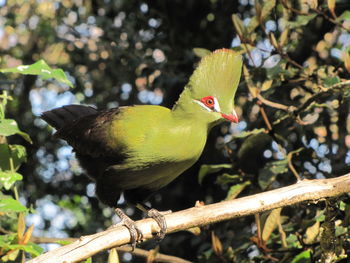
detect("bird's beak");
top-left (221, 109), bottom-right (239, 123)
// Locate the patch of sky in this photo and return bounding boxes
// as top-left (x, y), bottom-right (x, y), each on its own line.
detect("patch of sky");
top-left (140, 3), bottom-right (148, 13)
top-left (247, 48), bottom-right (262, 67)
top-left (317, 144), bottom-right (329, 158)
top-left (138, 90), bottom-right (163, 104)
top-left (231, 35), bottom-right (241, 47)
top-left (239, 0), bottom-right (249, 6)
top-left (87, 16), bottom-right (96, 24)
top-left (330, 48), bottom-right (342, 59)
top-left (74, 23), bottom-right (90, 37)
top-left (316, 172), bottom-right (325, 179)
top-left (30, 88), bottom-right (76, 115)
top-left (148, 18), bottom-right (161, 28)
top-left (258, 39), bottom-right (275, 58)
top-left (318, 160), bottom-right (332, 173)
top-left (121, 83), bottom-right (132, 93)
top-left (304, 161), bottom-right (317, 174)
top-left (263, 54), bottom-right (280, 68)
top-left (237, 120), bottom-right (247, 131)
top-left (86, 183), bottom-right (95, 197)
top-left (265, 20), bottom-right (277, 33)
top-left (345, 150), bottom-right (350, 164)
top-left (264, 149), bottom-right (272, 158)
top-left (0, 0), bottom-right (6, 7)
top-left (332, 143), bottom-right (339, 154)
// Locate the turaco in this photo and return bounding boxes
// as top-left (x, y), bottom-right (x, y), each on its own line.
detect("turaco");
top-left (41, 49), bottom-right (242, 245)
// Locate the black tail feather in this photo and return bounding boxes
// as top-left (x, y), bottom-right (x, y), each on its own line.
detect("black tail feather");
top-left (41, 105), bottom-right (98, 130)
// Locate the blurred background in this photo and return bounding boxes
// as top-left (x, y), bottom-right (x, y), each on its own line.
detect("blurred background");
top-left (1, 0), bottom-right (350, 262)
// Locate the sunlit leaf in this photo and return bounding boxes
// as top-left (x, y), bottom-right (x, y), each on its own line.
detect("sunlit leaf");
top-left (262, 208), bottom-right (282, 242)
top-left (291, 250), bottom-right (311, 263)
top-left (0, 198), bottom-right (27, 212)
top-left (216, 173), bottom-right (240, 185)
top-left (259, 159), bottom-right (288, 189)
top-left (0, 144), bottom-right (27, 171)
top-left (0, 171), bottom-right (22, 190)
top-left (17, 213), bottom-right (26, 241)
top-left (304, 221), bottom-right (320, 244)
top-left (108, 248), bottom-right (119, 263)
top-left (232, 14), bottom-right (246, 37)
top-left (0, 59), bottom-right (73, 88)
top-left (336, 10), bottom-right (350, 22)
top-left (193, 48), bottom-right (211, 58)
top-left (285, 14), bottom-right (317, 29)
top-left (0, 119), bottom-right (32, 143)
top-left (225, 181), bottom-right (251, 200)
top-left (198, 164), bottom-right (232, 184)
top-left (211, 231), bottom-right (223, 256)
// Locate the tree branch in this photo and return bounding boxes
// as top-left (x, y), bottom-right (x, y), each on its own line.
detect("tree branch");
top-left (27, 174), bottom-right (350, 263)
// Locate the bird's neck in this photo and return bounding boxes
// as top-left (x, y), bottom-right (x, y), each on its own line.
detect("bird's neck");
top-left (171, 87), bottom-right (216, 130)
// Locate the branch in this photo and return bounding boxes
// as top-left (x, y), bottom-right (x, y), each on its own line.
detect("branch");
top-left (29, 237), bottom-right (191, 263)
top-left (27, 174), bottom-right (350, 263)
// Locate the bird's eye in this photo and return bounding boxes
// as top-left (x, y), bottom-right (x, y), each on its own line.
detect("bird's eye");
top-left (200, 96), bottom-right (215, 109)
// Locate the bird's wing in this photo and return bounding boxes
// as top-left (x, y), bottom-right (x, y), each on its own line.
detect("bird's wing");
top-left (55, 108), bottom-right (123, 158)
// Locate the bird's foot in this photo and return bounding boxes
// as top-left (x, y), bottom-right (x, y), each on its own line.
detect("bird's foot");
top-left (147, 208), bottom-right (171, 241)
top-left (114, 208), bottom-right (143, 249)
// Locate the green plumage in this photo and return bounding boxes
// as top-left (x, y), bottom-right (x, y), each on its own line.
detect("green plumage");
top-left (42, 49), bottom-right (242, 206)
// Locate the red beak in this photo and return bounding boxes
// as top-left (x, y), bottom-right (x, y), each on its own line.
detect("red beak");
top-left (221, 110), bottom-right (239, 123)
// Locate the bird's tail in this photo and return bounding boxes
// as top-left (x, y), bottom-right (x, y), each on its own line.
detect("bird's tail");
top-left (41, 105), bottom-right (98, 130)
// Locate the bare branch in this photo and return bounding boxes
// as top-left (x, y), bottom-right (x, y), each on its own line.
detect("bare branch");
top-left (29, 237), bottom-right (192, 263)
top-left (27, 174), bottom-right (350, 263)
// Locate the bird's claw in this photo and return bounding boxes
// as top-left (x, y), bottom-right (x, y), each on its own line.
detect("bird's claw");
top-left (115, 208), bottom-right (143, 249)
top-left (147, 208), bottom-right (169, 241)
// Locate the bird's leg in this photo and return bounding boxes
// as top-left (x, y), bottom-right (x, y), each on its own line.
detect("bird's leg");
top-left (135, 203), bottom-right (171, 241)
top-left (114, 208), bottom-right (143, 249)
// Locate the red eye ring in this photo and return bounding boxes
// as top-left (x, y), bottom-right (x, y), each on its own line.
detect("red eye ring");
top-left (200, 96), bottom-right (215, 108)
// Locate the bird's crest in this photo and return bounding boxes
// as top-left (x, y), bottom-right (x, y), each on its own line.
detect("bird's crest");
top-left (186, 49), bottom-right (242, 113)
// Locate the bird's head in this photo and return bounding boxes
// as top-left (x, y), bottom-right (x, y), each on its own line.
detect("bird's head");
top-left (174, 49), bottom-right (242, 126)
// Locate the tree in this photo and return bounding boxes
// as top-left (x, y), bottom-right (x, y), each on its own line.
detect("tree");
top-left (1, 0), bottom-right (350, 262)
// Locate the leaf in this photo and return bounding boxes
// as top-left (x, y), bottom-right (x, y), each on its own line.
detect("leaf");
top-left (327, 0), bottom-right (336, 18)
top-left (216, 173), bottom-right (240, 185)
top-left (304, 221), bottom-right (320, 244)
top-left (232, 14), bottom-right (246, 37)
top-left (336, 10), bottom-right (350, 22)
top-left (261, 79), bottom-right (273, 91)
top-left (185, 227), bottom-right (201, 235)
top-left (0, 59), bottom-right (73, 88)
top-left (258, 159), bottom-right (288, 189)
top-left (279, 28), bottom-right (289, 47)
top-left (225, 181), bottom-right (251, 200)
top-left (193, 48), bottom-right (211, 58)
top-left (211, 231), bottom-right (223, 256)
top-left (0, 171), bottom-right (23, 190)
top-left (261, 0), bottom-right (276, 19)
top-left (324, 76), bottom-right (340, 88)
top-left (231, 128), bottom-right (265, 140)
top-left (0, 198), bottom-right (27, 213)
top-left (0, 119), bottom-right (32, 143)
top-left (0, 144), bottom-right (27, 171)
top-left (262, 208), bottom-right (282, 242)
top-left (285, 14), bottom-right (317, 29)
top-left (108, 248), bottom-right (119, 263)
top-left (198, 164), bottom-right (232, 184)
top-left (22, 225), bottom-right (35, 245)
top-left (291, 250), bottom-right (311, 263)
top-left (17, 213), bottom-right (26, 241)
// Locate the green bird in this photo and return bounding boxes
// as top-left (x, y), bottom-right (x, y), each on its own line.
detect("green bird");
top-left (41, 49), bottom-right (242, 243)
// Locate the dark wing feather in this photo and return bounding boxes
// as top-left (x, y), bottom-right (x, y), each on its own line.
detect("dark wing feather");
top-left (42, 105), bottom-right (122, 158)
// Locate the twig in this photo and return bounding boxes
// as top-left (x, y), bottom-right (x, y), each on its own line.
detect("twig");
top-left (27, 173), bottom-right (350, 263)
top-left (287, 151), bottom-right (302, 181)
top-left (29, 237), bottom-right (192, 263)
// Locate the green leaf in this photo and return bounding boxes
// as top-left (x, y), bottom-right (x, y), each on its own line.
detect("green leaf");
top-left (225, 181), bottom-right (251, 200)
top-left (0, 119), bottom-right (32, 143)
top-left (324, 76), bottom-right (340, 88)
top-left (291, 250), bottom-right (311, 263)
top-left (231, 128), bottom-right (265, 140)
top-left (262, 208), bottom-right (282, 242)
top-left (193, 48), bottom-right (211, 58)
top-left (216, 173), bottom-right (240, 185)
top-left (232, 14), bottom-right (246, 36)
top-left (0, 59), bottom-right (73, 88)
top-left (261, 0), bottom-right (276, 19)
top-left (336, 10), bottom-right (350, 22)
top-left (5, 243), bottom-right (44, 257)
top-left (285, 14), bottom-right (317, 29)
top-left (0, 171), bottom-right (22, 190)
top-left (198, 164), bottom-right (232, 184)
top-left (258, 159), bottom-right (288, 189)
top-left (0, 144), bottom-right (27, 171)
top-left (0, 197), bottom-right (27, 212)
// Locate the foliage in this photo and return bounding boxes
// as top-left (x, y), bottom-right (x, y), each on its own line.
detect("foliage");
top-left (0, 0), bottom-right (350, 262)
top-left (0, 91), bottom-right (42, 261)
